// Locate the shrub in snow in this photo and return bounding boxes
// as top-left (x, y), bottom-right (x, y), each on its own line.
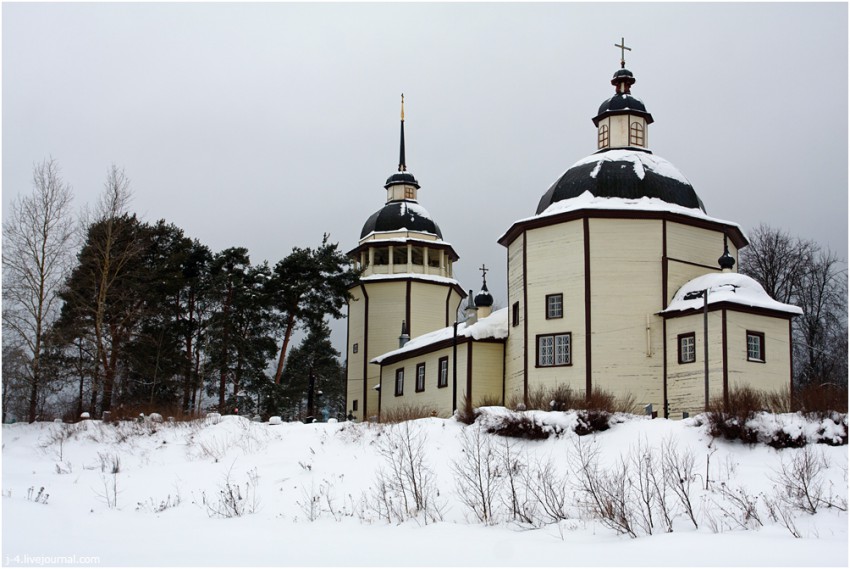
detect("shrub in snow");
top-left (486, 413), bottom-right (551, 440)
top-left (206, 412), bottom-right (222, 424)
top-left (147, 413), bottom-right (163, 423)
top-left (574, 410), bottom-right (611, 436)
top-left (268, 416), bottom-right (282, 425)
top-left (80, 412), bottom-right (91, 420)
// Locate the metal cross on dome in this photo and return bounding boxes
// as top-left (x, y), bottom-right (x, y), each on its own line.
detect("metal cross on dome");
top-left (615, 37), bottom-right (631, 68)
top-left (479, 264), bottom-right (489, 283)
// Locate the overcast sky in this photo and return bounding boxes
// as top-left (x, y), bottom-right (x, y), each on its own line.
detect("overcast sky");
top-left (3, 2), bottom-right (847, 350)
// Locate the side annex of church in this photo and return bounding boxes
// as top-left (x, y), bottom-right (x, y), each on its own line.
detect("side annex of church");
top-left (344, 51), bottom-right (801, 421)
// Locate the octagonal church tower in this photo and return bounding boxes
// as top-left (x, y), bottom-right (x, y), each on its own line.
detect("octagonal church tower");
top-left (498, 51), bottom-right (797, 418)
top-left (346, 98), bottom-right (465, 421)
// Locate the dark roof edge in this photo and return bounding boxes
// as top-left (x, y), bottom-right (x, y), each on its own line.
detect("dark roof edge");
top-left (658, 301), bottom-right (797, 320)
top-left (351, 275), bottom-right (467, 298)
top-left (497, 209), bottom-right (748, 250)
top-left (374, 336), bottom-right (505, 366)
top-left (593, 109), bottom-right (655, 127)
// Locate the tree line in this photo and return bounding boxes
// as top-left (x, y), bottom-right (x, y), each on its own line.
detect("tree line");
top-left (2, 159), bottom-right (846, 423)
top-left (3, 159), bottom-right (359, 422)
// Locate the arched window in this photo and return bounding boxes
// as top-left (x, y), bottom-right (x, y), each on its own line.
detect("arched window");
top-left (597, 124), bottom-right (609, 149)
top-left (629, 122), bottom-right (645, 146)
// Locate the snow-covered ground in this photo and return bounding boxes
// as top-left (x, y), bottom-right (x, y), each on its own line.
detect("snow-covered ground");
top-left (2, 411), bottom-right (847, 567)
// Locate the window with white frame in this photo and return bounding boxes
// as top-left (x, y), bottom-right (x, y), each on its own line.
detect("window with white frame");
top-left (546, 293), bottom-right (563, 319)
top-left (395, 368), bottom-right (404, 396)
top-left (747, 331), bottom-right (765, 362)
top-left (678, 332), bottom-right (696, 364)
top-left (537, 333), bottom-right (571, 367)
top-left (415, 363), bottom-right (426, 392)
top-left (438, 357), bottom-right (448, 388)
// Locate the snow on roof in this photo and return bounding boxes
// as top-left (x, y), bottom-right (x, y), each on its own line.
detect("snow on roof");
top-left (662, 272), bottom-right (802, 316)
top-left (372, 307), bottom-right (508, 364)
top-left (572, 149), bottom-right (690, 185)
top-left (357, 235), bottom-right (452, 247)
top-left (501, 190), bottom-right (745, 238)
top-left (360, 273), bottom-right (462, 287)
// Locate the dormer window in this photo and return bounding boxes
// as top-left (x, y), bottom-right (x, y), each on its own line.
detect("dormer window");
top-left (629, 121), bottom-right (645, 146)
top-left (598, 125), bottom-right (609, 149)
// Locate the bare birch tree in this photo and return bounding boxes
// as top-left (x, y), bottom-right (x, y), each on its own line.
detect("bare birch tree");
top-left (2, 158), bottom-right (75, 422)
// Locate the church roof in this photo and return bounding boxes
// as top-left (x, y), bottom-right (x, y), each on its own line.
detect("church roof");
top-left (535, 149), bottom-right (705, 214)
top-left (360, 200), bottom-right (443, 239)
top-left (661, 273), bottom-right (802, 316)
top-left (372, 307), bottom-right (508, 365)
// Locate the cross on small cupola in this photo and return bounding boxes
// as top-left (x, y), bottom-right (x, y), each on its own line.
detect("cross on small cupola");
top-left (615, 37), bottom-right (631, 69)
top-left (474, 263), bottom-right (494, 310)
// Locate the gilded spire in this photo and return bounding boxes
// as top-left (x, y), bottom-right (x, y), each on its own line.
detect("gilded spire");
top-left (398, 93), bottom-right (407, 172)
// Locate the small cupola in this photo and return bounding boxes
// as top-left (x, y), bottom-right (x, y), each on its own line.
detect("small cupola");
top-left (384, 94), bottom-right (421, 203)
top-left (718, 236), bottom-right (736, 272)
top-left (473, 264), bottom-right (494, 318)
top-left (593, 38), bottom-right (654, 151)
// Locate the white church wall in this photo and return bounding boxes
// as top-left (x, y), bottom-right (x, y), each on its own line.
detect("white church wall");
top-left (377, 344), bottom-right (468, 418)
top-left (666, 222), bottom-right (736, 276)
top-left (409, 281), bottom-right (454, 337)
top-left (665, 311), bottom-right (726, 417)
top-left (470, 342), bottom-right (506, 406)
top-left (587, 217), bottom-right (665, 411)
top-left (346, 286), bottom-right (367, 419)
top-left (524, 221), bottom-right (588, 396)
top-left (505, 233), bottom-right (526, 403)
top-left (725, 311), bottom-right (792, 395)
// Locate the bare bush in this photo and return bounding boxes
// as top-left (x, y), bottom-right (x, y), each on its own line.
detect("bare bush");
top-left (452, 425), bottom-right (503, 524)
top-left (372, 422), bottom-right (443, 524)
top-left (496, 437), bottom-right (536, 524)
top-left (711, 483), bottom-right (762, 530)
top-left (523, 456), bottom-right (572, 525)
top-left (571, 438), bottom-right (637, 538)
top-left (661, 437), bottom-right (699, 529)
top-left (771, 445), bottom-right (845, 514)
top-left (204, 467), bottom-right (259, 518)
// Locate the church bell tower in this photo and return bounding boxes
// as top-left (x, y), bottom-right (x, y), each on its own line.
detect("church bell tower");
top-left (345, 96), bottom-right (466, 421)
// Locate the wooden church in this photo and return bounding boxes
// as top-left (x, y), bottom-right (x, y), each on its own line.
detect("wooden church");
top-left (345, 48), bottom-right (801, 421)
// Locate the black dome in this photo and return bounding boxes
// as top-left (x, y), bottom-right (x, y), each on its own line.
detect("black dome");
top-left (597, 93), bottom-right (648, 115)
top-left (536, 149), bottom-right (705, 215)
top-left (474, 287), bottom-right (493, 308)
top-left (385, 172), bottom-right (420, 189)
top-left (360, 201), bottom-right (442, 238)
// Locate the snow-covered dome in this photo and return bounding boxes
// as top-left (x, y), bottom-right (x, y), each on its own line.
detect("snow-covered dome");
top-left (662, 273), bottom-right (802, 315)
top-left (535, 149), bottom-right (705, 215)
top-left (360, 200), bottom-right (443, 238)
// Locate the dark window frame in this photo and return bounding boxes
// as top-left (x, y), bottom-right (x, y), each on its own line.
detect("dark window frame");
top-left (677, 332), bottom-right (696, 364)
top-left (512, 301), bottom-right (520, 327)
top-left (437, 356), bottom-right (449, 388)
top-left (746, 330), bottom-right (766, 363)
top-left (415, 362), bottom-right (426, 392)
top-left (352, 399), bottom-right (358, 411)
top-left (394, 368), bottom-right (404, 396)
top-left (535, 332), bottom-right (572, 368)
top-left (352, 343), bottom-right (359, 354)
top-left (546, 293), bottom-right (564, 319)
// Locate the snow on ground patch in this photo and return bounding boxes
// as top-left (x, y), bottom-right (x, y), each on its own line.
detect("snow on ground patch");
top-left (2, 413), bottom-right (847, 566)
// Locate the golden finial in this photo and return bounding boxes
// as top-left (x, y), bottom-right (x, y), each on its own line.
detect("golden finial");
top-left (615, 37), bottom-right (631, 68)
top-left (401, 93), bottom-right (405, 122)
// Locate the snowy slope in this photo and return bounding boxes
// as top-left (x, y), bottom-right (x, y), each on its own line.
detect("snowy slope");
top-left (2, 413), bottom-right (847, 567)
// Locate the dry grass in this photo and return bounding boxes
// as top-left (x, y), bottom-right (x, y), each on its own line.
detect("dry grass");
top-left (523, 384), bottom-right (637, 414)
top-left (379, 404), bottom-right (441, 424)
